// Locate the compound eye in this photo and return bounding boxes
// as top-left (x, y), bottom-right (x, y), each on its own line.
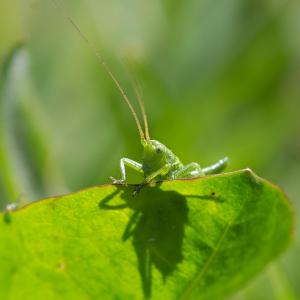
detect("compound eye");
top-left (156, 147), bottom-right (162, 154)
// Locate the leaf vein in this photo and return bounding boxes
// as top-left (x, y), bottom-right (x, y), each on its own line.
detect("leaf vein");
top-left (179, 219), bottom-right (233, 300)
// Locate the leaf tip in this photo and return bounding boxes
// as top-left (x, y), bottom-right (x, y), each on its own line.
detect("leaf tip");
top-left (241, 168), bottom-right (263, 188)
top-left (244, 169), bottom-right (295, 247)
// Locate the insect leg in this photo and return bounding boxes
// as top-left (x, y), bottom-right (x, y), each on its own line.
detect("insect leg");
top-left (202, 157), bottom-right (229, 175)
top-left (110, 158), bottom-right (143, 184)
top-left (173, 162), bottom-right (204, 179)
top-left (143, 163), bottom-right (172, 183)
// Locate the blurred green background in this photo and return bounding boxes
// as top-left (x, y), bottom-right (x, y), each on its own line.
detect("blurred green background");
top-left (0, 0), bottom-right (299, 299)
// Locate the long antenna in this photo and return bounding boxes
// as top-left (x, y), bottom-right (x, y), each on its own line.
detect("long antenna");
top-left (50, 0), bottom-right (145, 141)
top-left (121, 59), bottom-right (150, 143)
top-left (132, 79), bottom-right (150, 143)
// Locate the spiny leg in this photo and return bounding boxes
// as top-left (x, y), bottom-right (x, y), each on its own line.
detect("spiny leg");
top-left (133, 164), bottom-right (172, 196)
top-left (172, 162), bottom-right (204, 179)
top-left (144, 163), bottom-right (172, 183)
top-left (110, 157), bottom-right (143, 184)
top-left (202, 157), bottom-right (229, 175)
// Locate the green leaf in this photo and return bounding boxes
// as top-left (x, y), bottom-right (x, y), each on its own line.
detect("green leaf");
top-left (0, 43), bottom-right (25, 204)
top-left (0, 43), bottom-right (67, 207)
top-left (0, 169), bottom-right (293, 299)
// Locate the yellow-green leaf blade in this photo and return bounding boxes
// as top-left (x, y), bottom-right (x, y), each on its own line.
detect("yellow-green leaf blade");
top-left (0, 169), bottom-right (293, 299)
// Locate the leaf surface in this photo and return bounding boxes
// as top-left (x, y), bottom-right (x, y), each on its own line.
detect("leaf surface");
top-left (0, 170), bottom-right (293, 299)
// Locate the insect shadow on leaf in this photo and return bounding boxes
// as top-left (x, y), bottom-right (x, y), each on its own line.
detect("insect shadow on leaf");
top-left (99, 185), bottom-right (223, 298)
top-left (100, 186), bottom-right (187, 298)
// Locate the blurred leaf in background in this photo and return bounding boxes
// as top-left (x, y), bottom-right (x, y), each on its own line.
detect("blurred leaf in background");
top-left (0, 0), bottom-right (299, 299)
top-left (0, 0), bottom-right (23, 203)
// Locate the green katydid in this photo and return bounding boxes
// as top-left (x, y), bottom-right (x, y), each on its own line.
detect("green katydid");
top-left (109, 82), bottom-right (228, 185)
top-left (51, 0), bottom-right (228, 187)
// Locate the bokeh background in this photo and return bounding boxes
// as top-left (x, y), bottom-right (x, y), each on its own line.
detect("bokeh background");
top-left (1, 0), bottom-right (299, 299)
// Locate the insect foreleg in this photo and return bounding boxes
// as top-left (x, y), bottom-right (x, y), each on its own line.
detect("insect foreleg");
top-left (202, 157), bottom-right (229, 175)
top-left (144, 163), bottom-right (171, 183)
top-left (110, 158), bottom-right (143, 184)
top-left (173, 162), bottom-right (204, 179)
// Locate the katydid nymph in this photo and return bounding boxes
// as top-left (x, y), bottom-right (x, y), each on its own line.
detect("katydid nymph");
top-left (51, 0), bottom-right (229, 189)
